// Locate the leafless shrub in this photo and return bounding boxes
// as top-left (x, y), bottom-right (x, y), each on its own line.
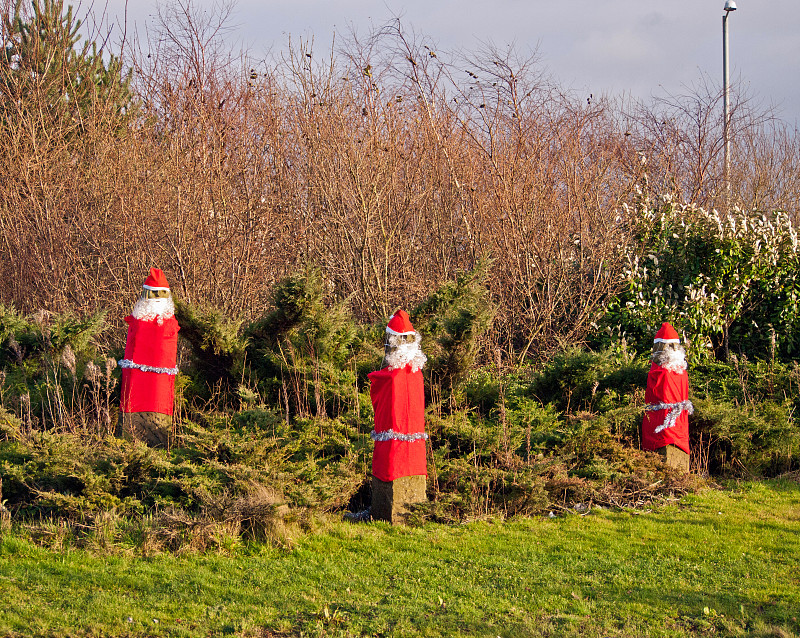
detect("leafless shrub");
top-left (0, 1), bottom-right (795, 363)
top-left (19, 392), bottom-right (33, 433)
top-left (621, 76), bottom-right (799, 217)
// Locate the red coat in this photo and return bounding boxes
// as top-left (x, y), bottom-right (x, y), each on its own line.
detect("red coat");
top-left (368, 365), bottom-right (428, 482)
top-left (642, 363), bottom-right (691, 455)
top-left (120, 315), bottom-right (179, 415)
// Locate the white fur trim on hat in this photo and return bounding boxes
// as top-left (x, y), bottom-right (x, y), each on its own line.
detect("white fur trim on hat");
top-left (142, 284), bottom-right (170, 292)
top-left (385, 326), bottom-right (416, 336)
top-left (653, 338), bottom-right (680, 343)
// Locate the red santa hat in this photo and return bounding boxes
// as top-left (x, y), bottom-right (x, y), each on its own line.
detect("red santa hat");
top-left (386, 309), bottom-right (416, 336)
top-left (654, 322), bottom-right (680, 344)
top-left (143, 268), bottom-right (170, 292)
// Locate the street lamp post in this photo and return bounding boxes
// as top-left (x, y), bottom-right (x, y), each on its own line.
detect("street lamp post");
top-left (723, 0), bottom-right (737, 208)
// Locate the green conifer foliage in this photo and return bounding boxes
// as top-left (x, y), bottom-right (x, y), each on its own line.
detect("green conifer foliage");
top-left (244, 269), bottom-right (362, 419)
top-left (412, 261), bottom-right (495, 401)
top-left (172, 299), bottom-right (246, 396)
top-left (0, 304), bottom-right (109, 431)
top-left (0, 0), bottom-right (132, 136)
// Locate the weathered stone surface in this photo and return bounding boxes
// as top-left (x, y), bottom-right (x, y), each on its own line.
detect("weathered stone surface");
top-left (119, 411), bottom-right (171, 448)
top-left (371, 475), bottom-right (427, 525)
top-left (656, 444), bottom-right (690, 473)
top-left (0, 476), bottom-right (10, 530)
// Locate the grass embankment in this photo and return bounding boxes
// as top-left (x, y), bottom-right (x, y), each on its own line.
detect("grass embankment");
top-left (1, 479), bottom-right (798, 638)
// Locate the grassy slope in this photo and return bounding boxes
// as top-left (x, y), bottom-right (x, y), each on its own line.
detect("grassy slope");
top-left (0, 480), bottom-right (798, 638)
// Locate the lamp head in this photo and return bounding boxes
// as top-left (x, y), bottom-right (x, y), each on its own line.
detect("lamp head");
top-left (724, 0), bottom-right (737, 12)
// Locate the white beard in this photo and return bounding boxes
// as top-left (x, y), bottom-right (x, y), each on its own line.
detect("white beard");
top-left (652, 345), bottom-right (687, 373)
top-left (384, 333), bottom-right (427, 372)
top-left (131, 296), bottom-right (175, 325)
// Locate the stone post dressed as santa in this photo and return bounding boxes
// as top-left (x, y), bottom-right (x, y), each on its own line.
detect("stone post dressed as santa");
top-left (642, 322), bottom-right (693, 471)
top-left (118, 268), bottom-right (180, 447)
top-left (368, 309), bottom-right (428, 524)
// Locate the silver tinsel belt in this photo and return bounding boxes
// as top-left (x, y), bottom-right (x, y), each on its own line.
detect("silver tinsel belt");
top-left (646, 400), bottom-right (694, 433)
top-left (118, 359), bottom-right (179, 375)
top-left (370, 429), bottom-right (429, 443)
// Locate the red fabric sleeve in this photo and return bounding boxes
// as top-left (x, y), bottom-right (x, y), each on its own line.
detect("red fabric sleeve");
top-left (368, 366), bottom-right (427, 481)
top-left (642, 364), bottom-right (690, 455)
top-left (123, 316), bottom-right (179, 367)
top-left (120, 316), bottom-right (179, 415)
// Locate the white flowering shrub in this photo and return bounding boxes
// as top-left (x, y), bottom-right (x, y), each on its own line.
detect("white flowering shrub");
top-left (596, 194), bottom-right (800, 361)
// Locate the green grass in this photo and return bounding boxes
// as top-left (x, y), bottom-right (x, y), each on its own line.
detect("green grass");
top-left (1, 480), bottom-right (798, 637)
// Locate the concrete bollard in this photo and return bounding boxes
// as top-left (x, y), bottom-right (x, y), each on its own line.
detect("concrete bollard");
top-left (371, 475), bottom-right (427, 525)
top-left (656, 444), bottom-right (691, 473)
top-left (119, 411), bottom-right (171, 448)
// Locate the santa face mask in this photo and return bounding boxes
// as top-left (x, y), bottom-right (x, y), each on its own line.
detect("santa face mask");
top-left (383, 332), bottom-right (427, 372)
top-left (651, 342), bottom-right (688, 373)
top-left (131, 295), bottom-right (175, 324)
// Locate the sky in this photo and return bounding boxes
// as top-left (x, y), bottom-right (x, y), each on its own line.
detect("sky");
top-left (89, 0), bottom-right (800, 125)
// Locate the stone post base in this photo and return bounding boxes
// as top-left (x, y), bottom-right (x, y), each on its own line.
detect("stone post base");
top-left (0, 477), bottom-right (10, 530)
top-left (119, 411), bottom-right (171, 448)
top-left (371, 475), bottom-right (427, 525)
top-left (656, 444), bottom-right (690, 473)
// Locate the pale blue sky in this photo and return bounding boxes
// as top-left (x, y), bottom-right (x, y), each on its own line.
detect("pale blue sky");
top-left (90, 0), bottom-right (800, 124)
